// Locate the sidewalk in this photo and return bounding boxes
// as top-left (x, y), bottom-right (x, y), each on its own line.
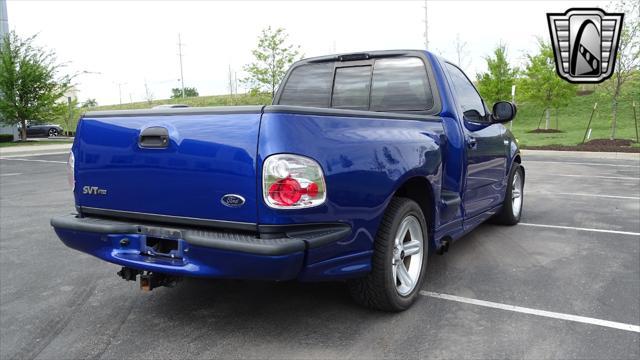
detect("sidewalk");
top-left (0, 143), bottom-right (72, 157)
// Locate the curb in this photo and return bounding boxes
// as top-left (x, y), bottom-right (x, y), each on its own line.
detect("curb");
top-left (0, 143), bottom-right (72, 157)
top-left (522, 149), bottom-right (640, 160)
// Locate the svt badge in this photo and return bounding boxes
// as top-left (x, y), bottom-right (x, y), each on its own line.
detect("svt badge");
top-left (547, 8), bottom-right (624, 83)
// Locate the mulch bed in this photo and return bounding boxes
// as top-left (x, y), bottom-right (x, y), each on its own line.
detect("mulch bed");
top-left (523, 139), bottom-right (640, 153)
top-left (527, 129), bottom-right (564, 134)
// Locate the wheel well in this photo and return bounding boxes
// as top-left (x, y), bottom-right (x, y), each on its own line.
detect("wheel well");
top-left (514, 154), bottom-right (521, 164)
top-left (393, 177), bottom-right (435, 243)
top-left (513, 154), bottom-right (525, 179)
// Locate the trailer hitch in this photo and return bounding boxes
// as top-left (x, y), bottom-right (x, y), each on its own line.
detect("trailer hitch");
top-left (139, 272), bottom-right (180, 291)
top-left (117, 267), bottom-right (180, 291)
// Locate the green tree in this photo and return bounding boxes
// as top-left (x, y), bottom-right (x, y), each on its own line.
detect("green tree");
top-left (81, 98), bottom-right (97, 108)
top-left (520, 40), bottom-right (575, 129)
top-left (0, 32), bottom-right (73, 140)
top-left (243, 26), bottom-right (301, 97)
top-left (55, 97), bottom-right (82, 135)
top-left (476, 44), bottom-right (518, 105)
top-left (598, 0), bottom-right (640, 139)
top-left (170, 87), bottom-right (198, 98)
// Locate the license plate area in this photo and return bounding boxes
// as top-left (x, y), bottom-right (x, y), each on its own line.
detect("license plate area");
top-left (143, 236), bottom-right (182, 259)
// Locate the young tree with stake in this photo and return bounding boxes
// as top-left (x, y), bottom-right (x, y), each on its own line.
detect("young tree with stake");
top-left (520, 40), bottom-right (575, 130)
top-left (243, 27), bottom-right (301, 98)
top-left (476, 43), bottom-right (518, 105)
top-left (598, 0), bottom-right (640, 140)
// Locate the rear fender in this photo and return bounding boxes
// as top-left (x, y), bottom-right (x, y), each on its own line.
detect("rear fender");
top-left (257, 109), bottom-right (444, 267)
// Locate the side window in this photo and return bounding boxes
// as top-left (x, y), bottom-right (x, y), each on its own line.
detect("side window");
top-left (331, 66), bottom-right (371, 110)
top-left (279, 63), bottom-right (333, 107)
top-left (371, 57), bottom-right (433, 112)
top-left (446, 63), bottom-right (486, 118)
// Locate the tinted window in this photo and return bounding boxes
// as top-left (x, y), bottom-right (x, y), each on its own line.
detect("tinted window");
top-left (446, 63), bottom-right (486, 117)
top-left (279, 63), bottom-right (333, 107)
top-left (331, 66), bottom-right (371, 110)
top-left (371, 58), bottom-right (433, 111)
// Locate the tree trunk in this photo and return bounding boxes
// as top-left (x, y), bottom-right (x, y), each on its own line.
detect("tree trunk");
top-left (20, 119), bottom-right (27, 141)
top-left (610, 97), bottom-right (618, 140)
top-left (545, 108), bottom-right (550, 130)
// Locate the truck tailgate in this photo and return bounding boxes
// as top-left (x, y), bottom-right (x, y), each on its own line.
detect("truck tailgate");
top-left (74, 107), bottom-right (262, 227)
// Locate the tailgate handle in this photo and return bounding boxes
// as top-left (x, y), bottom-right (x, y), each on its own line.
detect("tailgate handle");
top-left (139, 127), bottom-right (169, 148)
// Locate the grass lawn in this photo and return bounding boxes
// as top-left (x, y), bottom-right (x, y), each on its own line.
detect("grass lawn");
top-left (0, 140), bottom-right (74, 148)
top-left (511, 91), bottom-right (639, 148)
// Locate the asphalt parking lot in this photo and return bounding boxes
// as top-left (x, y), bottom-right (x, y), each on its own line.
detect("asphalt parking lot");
top-left (1, 150), bottom-right (638, 359)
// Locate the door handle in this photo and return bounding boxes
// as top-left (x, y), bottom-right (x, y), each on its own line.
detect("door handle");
top-left (467, 136), bottom-right (477, 149)
top-left (139, 127), bottom-right (169, 148)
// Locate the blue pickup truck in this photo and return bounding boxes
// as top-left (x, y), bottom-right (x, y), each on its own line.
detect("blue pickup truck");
top-left (52, 50), bottom-right (524, 311)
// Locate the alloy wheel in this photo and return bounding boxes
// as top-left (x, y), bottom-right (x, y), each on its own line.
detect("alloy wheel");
top-left (392, 215), bottom-right (424, 296)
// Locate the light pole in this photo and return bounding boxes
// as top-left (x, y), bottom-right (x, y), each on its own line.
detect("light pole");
top-left (178, 33), bottom-right (185, 98)
top-left (423, 0), bottom-right (429, 50)
top-left (115, 82), bottom-right (127, 105)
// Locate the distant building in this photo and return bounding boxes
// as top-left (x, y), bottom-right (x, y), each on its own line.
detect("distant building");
top-left (0, 0), bottom-right (7, 39)
top-left (0, 0), bottom-right (16, 141)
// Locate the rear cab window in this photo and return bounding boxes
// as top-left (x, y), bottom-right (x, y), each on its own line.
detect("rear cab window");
top-left (279, 63), bottom-right (334, 107)
top-left (278, 55), bottom-right (435, 113)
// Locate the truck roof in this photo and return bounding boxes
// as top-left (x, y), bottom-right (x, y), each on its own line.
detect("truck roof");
top-left (297, 49), bottom-right (430, 64)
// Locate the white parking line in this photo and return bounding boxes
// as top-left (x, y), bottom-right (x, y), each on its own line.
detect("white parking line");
top-left (420, 291), bottom-right (640, 333)
top-left (0, 173), bottom-right (22, 177)
top-left (0, 157), bottom-right (66, 164)
top-left (542, 174), bottom-right (639, 181)
top-left (0, 151), bottom-right (69, 158)
top-left (519, 223), bottom-right (640, 236)
top-left (526, 161), bottom-right (640, 168)
top-left (529, 191), bottom-right (640, 200)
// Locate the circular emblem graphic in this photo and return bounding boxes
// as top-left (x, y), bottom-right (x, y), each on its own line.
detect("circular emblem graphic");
top-left (221, 194), bottom-right (245, 208)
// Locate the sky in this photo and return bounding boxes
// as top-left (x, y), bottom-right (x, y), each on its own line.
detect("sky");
top-left (7, 0), bottom-right (607, 106)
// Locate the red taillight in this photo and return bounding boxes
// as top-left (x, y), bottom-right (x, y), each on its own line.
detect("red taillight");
top-left (263, 154), bottom-right (326, 209)
top-left (306, 182), bottom-right (319, 198)
top-left (268, 177), bottom-right (302, 206)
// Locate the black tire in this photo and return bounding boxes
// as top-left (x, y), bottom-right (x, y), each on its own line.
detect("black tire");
top-left (48, 128), bottom-right (59, 137)
top-left (347, 197), bottom-right (429, 312)
top-left (492, 164), bottom-right (524, 225)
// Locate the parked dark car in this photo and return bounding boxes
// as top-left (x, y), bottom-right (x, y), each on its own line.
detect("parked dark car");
top-left (19, 122), bottom-right (64, 137)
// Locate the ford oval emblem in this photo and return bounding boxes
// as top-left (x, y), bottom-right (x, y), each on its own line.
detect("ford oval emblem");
top-left (221, 194), bottom-right (245, 208)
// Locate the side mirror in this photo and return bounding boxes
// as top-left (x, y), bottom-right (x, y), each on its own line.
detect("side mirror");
top-left (463, 109), bottom-right (485, 123)
top-left (491, 101), bottom-right (517, 123)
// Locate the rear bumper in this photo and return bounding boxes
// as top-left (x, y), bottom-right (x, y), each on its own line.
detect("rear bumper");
top-left (51, 214), bottom-right (351, 281)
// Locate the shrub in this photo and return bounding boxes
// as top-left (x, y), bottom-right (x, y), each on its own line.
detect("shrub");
top-left (0, 134), bottom-right (14, 142)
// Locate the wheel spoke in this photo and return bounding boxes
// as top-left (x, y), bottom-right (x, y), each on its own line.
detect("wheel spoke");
top-left (512, 189), bottom-right (521, 199)
top-left (392, 264), bottom-right (398, 285)
top-left (403, 240), bottom-right (421, 257)
top-left (396, 262), bottom-right (413, 289)
top-left (395, 221), bottom-right (409, 246)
